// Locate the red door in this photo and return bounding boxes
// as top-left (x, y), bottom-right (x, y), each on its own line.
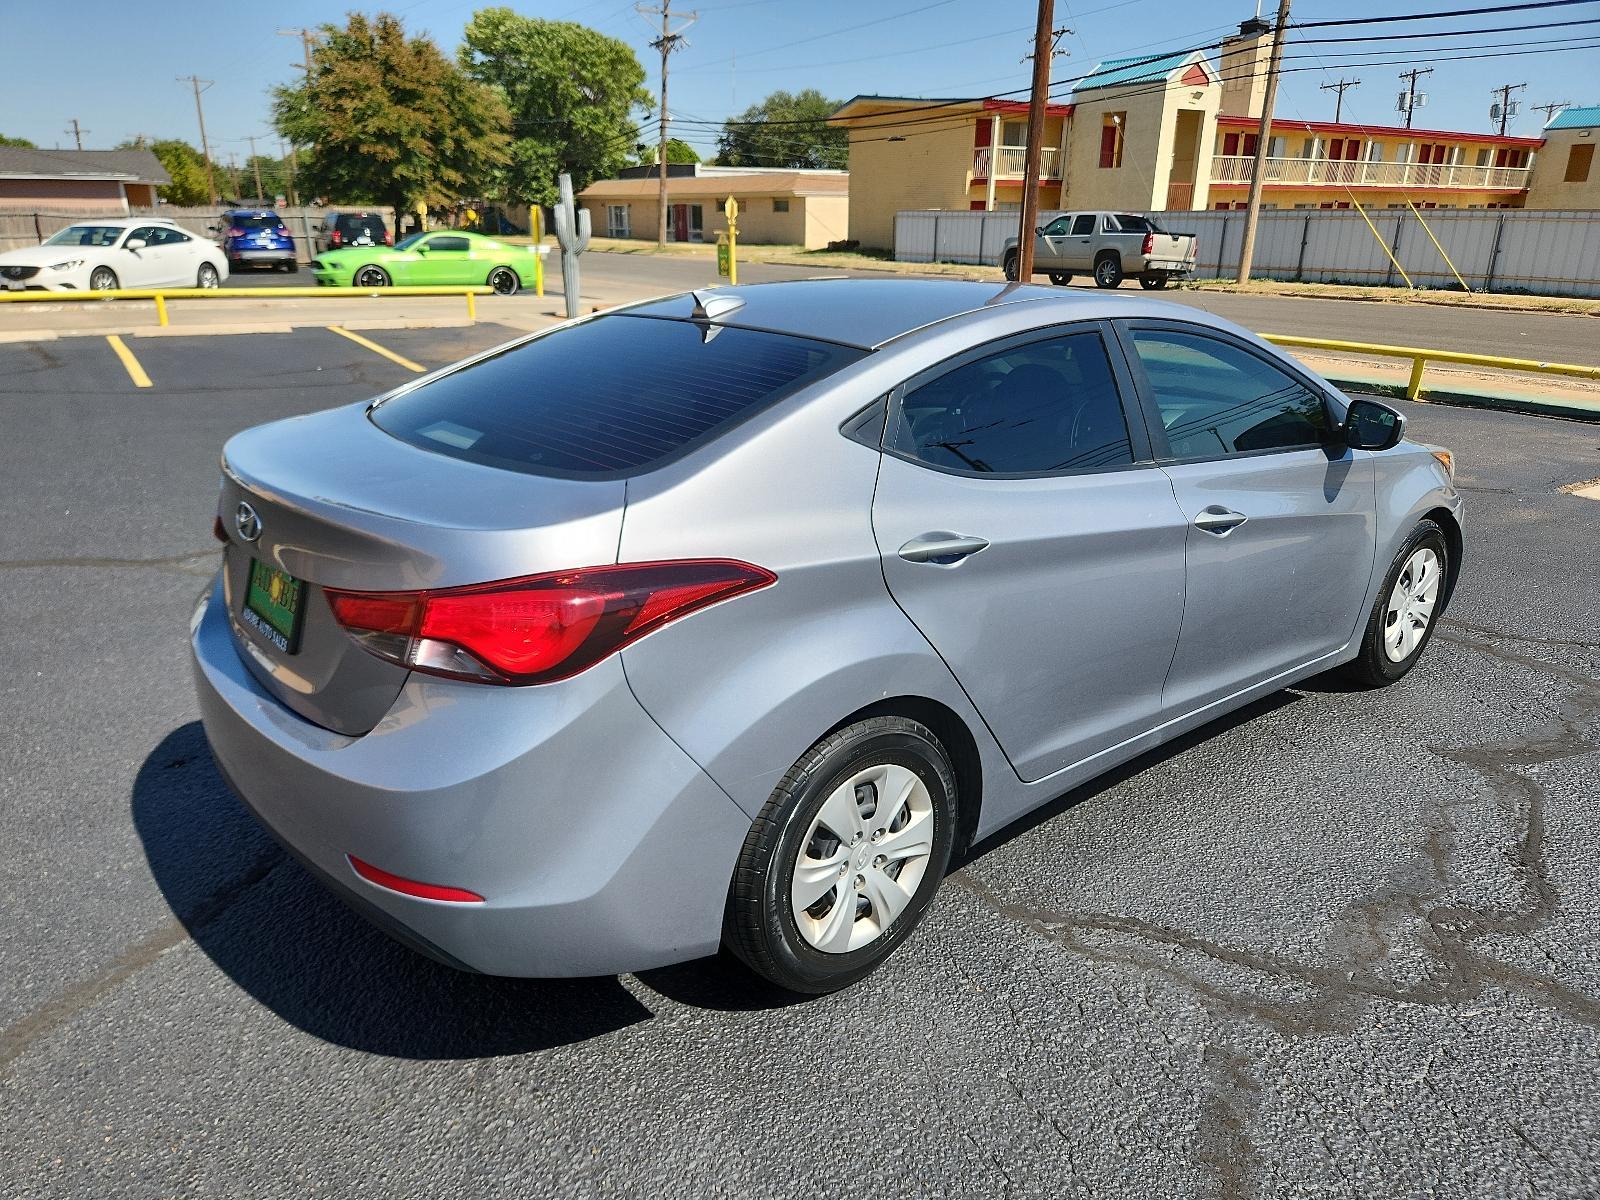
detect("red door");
top-left (672, 205), bottom-right (689, 242)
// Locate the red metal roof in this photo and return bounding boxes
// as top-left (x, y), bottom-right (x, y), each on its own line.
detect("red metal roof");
top-left (981, 98), bottom-right (1073, 118)
top-left (1216, 113), bottom-right (1543, 148)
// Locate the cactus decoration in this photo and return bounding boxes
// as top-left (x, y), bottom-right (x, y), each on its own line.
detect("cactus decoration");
top-left (553, 172), bottom-right (590, 320)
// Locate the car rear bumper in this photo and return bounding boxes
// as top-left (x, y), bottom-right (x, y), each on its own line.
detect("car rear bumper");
top-left (1140, 259), bottom-right (1193, 274)
top-left (228, 248), bottom-right (295, 262)
top-left (189, 574), bottom-right (750, 977)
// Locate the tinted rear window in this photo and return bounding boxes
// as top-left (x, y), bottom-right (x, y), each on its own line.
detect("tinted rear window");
top-left (232, 214), bottom-right (284, 229)
top-left (370, 315), bottom-right (863, 478)
top-left (337, 214), bottom-right (386, 234)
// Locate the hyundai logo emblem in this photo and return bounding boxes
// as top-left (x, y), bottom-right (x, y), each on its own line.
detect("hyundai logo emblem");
top-left (235, 501), bottom-right (263, 542)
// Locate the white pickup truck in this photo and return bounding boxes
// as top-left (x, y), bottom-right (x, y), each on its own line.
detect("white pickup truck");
top-left (1002, 211), bottom-right (1198, 290)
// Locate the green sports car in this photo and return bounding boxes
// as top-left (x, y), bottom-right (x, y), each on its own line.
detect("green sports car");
top-left (310, 230), bottom-right (542, 293)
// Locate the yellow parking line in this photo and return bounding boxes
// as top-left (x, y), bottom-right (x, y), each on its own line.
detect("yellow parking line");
top-left (327, 325), bottom-right (425, 373)
top-left (106, 335), bottom-right (152, 388)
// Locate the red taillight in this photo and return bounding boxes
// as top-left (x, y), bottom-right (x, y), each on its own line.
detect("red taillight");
top-left (228, 226), bottom-right (247, 238)
top-left (213, 514), bottom-right (228, 543)
top-left (325, 560), bottom-right (776, 685)
top-left (330, 230), bottom-right (342, 246)
top-left (1141, 232), bottom-right (1154, 256)
top-left (348, 855), bottom-right (484, 903)
top-left (382, 230), bottom-right (393, 246)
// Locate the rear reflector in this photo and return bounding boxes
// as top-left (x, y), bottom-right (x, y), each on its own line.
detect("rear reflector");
top-left (348, 855), bottom-right (485, 903)
top-left (325, 559), bottom-right (776, 686)
top-left (213, 514), bottom-right (228, 543)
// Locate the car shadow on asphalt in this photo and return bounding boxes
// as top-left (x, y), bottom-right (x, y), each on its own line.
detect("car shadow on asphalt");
top-left (132, 723), bottom-right (653, 1059)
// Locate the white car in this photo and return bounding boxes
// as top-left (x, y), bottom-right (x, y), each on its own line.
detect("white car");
top-left (0, 218), bottom-right (228, 292)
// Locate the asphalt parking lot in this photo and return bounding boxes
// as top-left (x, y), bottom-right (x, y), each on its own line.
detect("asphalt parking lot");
top-left (2, 324), bottom-right (1599, 1198)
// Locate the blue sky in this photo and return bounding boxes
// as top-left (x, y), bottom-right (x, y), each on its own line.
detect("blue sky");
top-left (5, 0), bottom-right (1595, 158)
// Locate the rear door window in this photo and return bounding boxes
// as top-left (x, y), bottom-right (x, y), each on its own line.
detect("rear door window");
top-left (370, 315), bottom-right (863, 478)
top-left (888, 330), bottom-right (1135, 475)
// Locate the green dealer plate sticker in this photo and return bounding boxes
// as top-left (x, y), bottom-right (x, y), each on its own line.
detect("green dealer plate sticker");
top-left (242, 559), bottom-right (305, 654)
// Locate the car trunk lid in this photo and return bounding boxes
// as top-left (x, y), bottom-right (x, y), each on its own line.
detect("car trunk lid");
top-left (217, 401), bottom-right (626, 734)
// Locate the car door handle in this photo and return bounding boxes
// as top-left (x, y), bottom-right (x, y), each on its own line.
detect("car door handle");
top-left (897, 533), bottom-right (990, 564)
top-left (1192, 506), bottom-right (1248, 535)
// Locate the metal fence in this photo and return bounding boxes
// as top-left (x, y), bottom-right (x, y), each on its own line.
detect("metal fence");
top-left (893, 207), bottom-right (1600, 298)
top-left (0, 206), bottom-right (398, 263)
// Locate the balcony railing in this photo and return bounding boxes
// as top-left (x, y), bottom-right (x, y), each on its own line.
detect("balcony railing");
top-left (973, 145), bottom-right (1062, 180)
top-left (1209, 154), bottom-right (1531, 191)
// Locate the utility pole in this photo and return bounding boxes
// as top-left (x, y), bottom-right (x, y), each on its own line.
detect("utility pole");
top-left (65, 119), bottom-right (89, 150)
top-left (1319, 78), bottom-right (1360, 124)
top-left (279, 137), bottom-right (298, 207)
top-left (277, 28), bottom-right (317, 74)
top-left (226, 154), bottom-right (242, 202)
top-left (178, 75), bottom-right (218, 205)
top-left (1491, 82), bottom-right (1528, 136)
top-left (1397, 67), bottom-right (1432, 129)
top-left (639, 2), bottom-right (696, 248)
top-left (1533, 100), bottom-right (1571, 127)
top-left (1014, 0), bottom-right (1057, 284)
top-left (1236, 0), bottom-right (1290, 284)
top-left (246, 135), bottom-right (266, 204)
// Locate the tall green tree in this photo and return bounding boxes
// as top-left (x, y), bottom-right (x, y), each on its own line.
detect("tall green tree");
top-left (274, 12), bottom-right (510, 214)
top-left (117, 138), bottom-right (211, 206)
top-left (0, 134), bottom-right (36, 148)
top-left (458, 8), bottom-right (652, 206)
top-left (716, 89), bottom-right (846, 170)
top-left (628, 137), bottom-right (700, 167)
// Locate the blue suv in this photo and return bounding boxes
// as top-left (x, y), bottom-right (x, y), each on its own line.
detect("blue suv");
top-left (215, 210), bottom-right (298, 272)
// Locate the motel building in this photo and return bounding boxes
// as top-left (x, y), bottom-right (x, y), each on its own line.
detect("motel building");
top-left (830, 16), bottom-right (1562, 251)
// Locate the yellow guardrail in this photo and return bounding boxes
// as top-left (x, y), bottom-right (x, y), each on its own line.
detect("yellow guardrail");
top-left (0, 285), bottom-right (492, 326)
top-left (1261, 333), bottom-right (1600, 401)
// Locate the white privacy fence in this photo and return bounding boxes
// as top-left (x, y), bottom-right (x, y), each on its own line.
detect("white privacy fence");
top-left (893, 208), bottom-right (1600, 298)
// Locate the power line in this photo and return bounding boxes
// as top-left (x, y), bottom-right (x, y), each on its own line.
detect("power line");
top-left (1533, 99), bottom-right (1572, 125)
top-left (64, 119), bottom-right (89, 151)
top-left (1292, 0), bottom-right (1599, 29)
top-left (1397, 66), bottom-right (1434, 128)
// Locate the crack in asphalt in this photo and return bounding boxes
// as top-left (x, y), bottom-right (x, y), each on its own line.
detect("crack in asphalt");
top-left (0, 848), bottom-right (285, 1077)
top-left (0, 549), bottom-right (218, 572)
top-left (950, 620), bottom-right (1600, 1196)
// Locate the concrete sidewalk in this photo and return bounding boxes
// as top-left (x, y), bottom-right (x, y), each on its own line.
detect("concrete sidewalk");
top-left (1284, 349), bottom-right (1600, 421)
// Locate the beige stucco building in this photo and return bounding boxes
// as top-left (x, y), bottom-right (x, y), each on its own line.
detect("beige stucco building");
top-left (831, 18), bottom-right (1587, 252)
top-left (578, 168), bottom-right (848, 250)
top-left (1523, 106), bottom-right (1600, 210)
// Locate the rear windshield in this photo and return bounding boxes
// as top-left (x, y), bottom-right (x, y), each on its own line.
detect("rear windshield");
top-left (232, 214), bottom-right (284, 229)
top-left (370, 315), bottom-right (864, 478)
top-left (1110, 214), bottom-right (1162, 233)
top-left (337, 214), bottom-right (386, 234)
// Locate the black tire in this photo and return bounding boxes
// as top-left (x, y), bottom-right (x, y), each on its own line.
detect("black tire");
top-left (354, 265), bottom-right (390, 288)
top-left (196, 263), bottom-right (220, 289)
top-left (288, 260), bottom-right (299, 273)
top-left (724, 716), bottom-right (959, 994)
top-left (1002, 250), bottom-right (1020, 282)
top-left (1093, 253), bottom-right (1124, 288)
top-left (1139, 273), bottom-right (1169, 290)
top-left (1344, 519), bottom-right (1450, 688)
top-left (488, 266), bottom-right (520, 295)
top-left (89, 266), bottom-right (118, 291)
top-left (1048, 271), bottom-right (1073, 286)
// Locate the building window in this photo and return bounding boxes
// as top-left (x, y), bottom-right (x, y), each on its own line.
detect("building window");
top-left (1099, 113), bottom-right (1125, 168)
top-left (1475, 148), bottom-right (1491, 167)
top-left (1565, 143), bottom-right (1594, 183)
top-left (1001, 119), bottom-right (1028, 147)
top-left (1368, 143), bottom-right (1384, 162)
top-left (606, 205), bottom-right (630, 238)
top-left (773, 198), bottom-right (790, 212)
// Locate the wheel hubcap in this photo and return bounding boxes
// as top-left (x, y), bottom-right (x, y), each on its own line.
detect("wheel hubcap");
top-left (790, 763), bottom-right (935, 955)
top-left (1383, 547), bottom-right (1441, 662)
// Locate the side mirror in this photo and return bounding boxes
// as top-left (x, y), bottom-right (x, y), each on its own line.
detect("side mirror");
top-left (1035, 226), bottom-right (1045, 236)
top-left (125, 238), bottom-right (147, 251)
top-left (415, 244), bottom-right (429, 253)
top-left (1343, 396), bottom-right (1405, 451)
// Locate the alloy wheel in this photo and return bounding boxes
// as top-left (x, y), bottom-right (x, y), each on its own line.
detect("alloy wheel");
top-left (355, 266), bottom-right (389, 288)
top-left (1383, 546), bottom-right (1441, 662)
top-left (89, 267), bottom-right (117, 291)
top-left (790, 763), bottom-right (935, 954)
top-left (198, 265), bottom-right (220, 288)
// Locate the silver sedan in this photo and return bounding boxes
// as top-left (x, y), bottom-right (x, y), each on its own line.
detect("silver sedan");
top-left (191, 279), bottom-right (1461, 994)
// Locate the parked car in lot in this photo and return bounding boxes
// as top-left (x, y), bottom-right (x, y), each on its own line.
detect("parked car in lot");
top-left (310, 230), bottom-right (537, 293)
top-left (1, 218), bottom-right (226, 291)
top-left (315, 211), bottom-right (390, 254)
top-left (193, 279), bottom-right (1461, 994)
top-left (1004, 211), bottom-right (1199, 289)
top-left (213, 210), bottom-right (297, 272)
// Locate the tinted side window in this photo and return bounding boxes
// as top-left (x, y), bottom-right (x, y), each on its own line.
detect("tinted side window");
top-left (149, 227), bottom-right (191, 245)
top-left (426, 236), bottom-right (470, 252)
top-left (1128, 329), bottom-right (1329, 458)
top-left (1070, 214), bottom-right (1095, 235)
top-left (890, 332), bottom-right (1133, 475)
top-left (1041, 216), bottom-right (1071, 236)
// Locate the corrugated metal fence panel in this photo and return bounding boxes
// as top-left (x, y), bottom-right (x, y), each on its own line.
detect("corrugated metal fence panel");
top-left (895, 207), bottom-right (1600, 297)
top-left (0, 205), bottom-right (398, 259)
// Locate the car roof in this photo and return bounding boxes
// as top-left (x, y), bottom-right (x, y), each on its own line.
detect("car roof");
top-left (223, 208), bottom-right (281, 217)
top-left (622, 278), bottom-right (1165, 350)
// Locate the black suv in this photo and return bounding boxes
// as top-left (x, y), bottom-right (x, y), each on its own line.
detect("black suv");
top-left (315, 211), bottom-right (391, 254)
